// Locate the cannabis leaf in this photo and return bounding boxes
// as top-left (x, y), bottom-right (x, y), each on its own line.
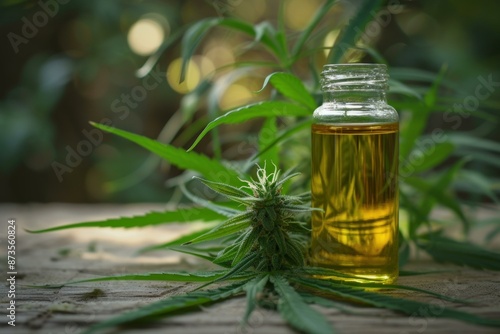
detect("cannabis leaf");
top-left (40, 165), bottom-right (500, 334)
top-left (271, 275), bottom-right (333, 334)
top-left (26, 208), bottom-right (222, 233)
top-left (82, 279), bottom-right (250, 334)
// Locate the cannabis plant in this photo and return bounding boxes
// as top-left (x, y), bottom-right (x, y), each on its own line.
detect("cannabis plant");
top-left (94, 0), bottom-right (499, 270)
top-left (32, 166), bottom-right (500, 334)
top-left (29, 0), bottom-right (500, 332)
top-left (187, 168), bottom-right (311, 275)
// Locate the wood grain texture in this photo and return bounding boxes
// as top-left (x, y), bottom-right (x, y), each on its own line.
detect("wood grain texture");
top-left (0, 203), bottom-right (499, 334)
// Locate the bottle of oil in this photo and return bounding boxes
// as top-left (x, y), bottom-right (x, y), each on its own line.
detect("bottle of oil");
top-left (310, 63), bottom-right (399, 284)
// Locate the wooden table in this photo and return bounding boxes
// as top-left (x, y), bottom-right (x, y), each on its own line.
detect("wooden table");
top-left (1, 203), bottom-right (499, 334)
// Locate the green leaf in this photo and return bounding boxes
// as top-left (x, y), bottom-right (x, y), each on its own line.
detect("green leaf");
top-left (103, 105), bottom-right (210, 193)
top-left (136, 26), bottom-right (186, 78)
top-left (327, 0), bottom-right (383, 63)
top-left (26, 208), bottom-right (222, 233)
top-left (211, 231), bottom-right (246, 266)
top-left (253, 118), bottom-right (313, 162)
top-left (398, 231), bottom-right (410, 267)
top-left (180, 183), bottom-right (241, 217)
top-left (184, 212), bottom-right (253, 245)
top-left (187, 101), bottom-right (310, 151)
top-left (219, 19), bottom-right (281, 57)
top-left (400, 66), bottom-right (447, 160)
top-left (271, 275), bottom-right (333, 334)
top-left (300, 292), bottom-right (358, 314)
top-left (417, 233), bottom-right (500, 270)
top-left (213, 242), bottom-right (240, 266)
top-left (284, 240), bottom-right (305, 266)
top-left (388, 78), bottom-right (422, 98)
top-left (233, 228), bottom-right (260, 265)
top-left (273, 1), bottom-right (288, 63)
top-left (274, 228), bottom-right (288, 253)
top-left (399, 190), bottom-right (430, 237)
top-left (333, 281), bottom-right (470, 304)
top-left (180, 17), bottom-right (281, 80)
top-left (168, 247), bottom-right (217, 263)
top-left (282, 204), bottom-right (316, 212)
top-left (429, 158), bottom-right (470, 224)
top-left (90, 122), bottom-right (242, 187)
top-left (455, 170), bottom-right (499, 204)
top-left (39, 270), bottom-right (247, 288)
top-left (259, 117), bottom-right (279, 172)
top-left (486, 226), bottom-right (500, 243)
top-left (287, 221), bottom-right (312, 235)
top-left (360, 45), bottom-right (388, 65)
top-left (405, 159), bottom-right (470, 232)
top-left (291, 0), bottom-right (338, 59)
top-left (259, 72), bottom-right (317, 110)
top-left (193, 176), bottom-right (250, 199)
top-left (137, 226), bottom-right (216, 254)
top-left (180, 18), bottom-right (226, 81)
top-left (399, 270), bottom-right (450, 276)
top-left (252, 21), bottom-right (282, 60)
top-left (276, 170), bottom-right (302, 188)
top-left (82, 280), bottom-right (250, 334)
top-left (399, 104), bottom-right (429, 161)
top-left (243, 274), bottom-right (269, 324)
top-left (423, 64), bottom-right (447, 108)
top-left (453, 149), bottom-right (500, 169)
top-left (404, 142), bottom-right (455, 174)
top-left (389, 67), bottom-right (464, 93)
top-left (275, 30), bottom-right (288, 64)
top-left (448, 133), bottom-right (500, 153)
top-left (292, 277), bottom-right (500, 328)
top-left (297, 267), bottom-right (375, 281)
top-left (196, 252), bottom-right (259, 290)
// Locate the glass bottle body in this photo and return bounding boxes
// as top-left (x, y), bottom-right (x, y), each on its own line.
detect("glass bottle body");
top-left (310, 64), bottom-right (399, 284)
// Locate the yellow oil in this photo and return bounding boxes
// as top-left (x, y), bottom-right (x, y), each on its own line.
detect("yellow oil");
top-left (310, 122), bottom-right (399, 284)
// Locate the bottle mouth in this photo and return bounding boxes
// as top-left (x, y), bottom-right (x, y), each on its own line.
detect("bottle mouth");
top-left (321, 63), bottom-right (388, 91)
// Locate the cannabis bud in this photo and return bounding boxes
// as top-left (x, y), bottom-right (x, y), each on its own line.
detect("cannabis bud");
top-left (186, 165), bottom-right (312, 276)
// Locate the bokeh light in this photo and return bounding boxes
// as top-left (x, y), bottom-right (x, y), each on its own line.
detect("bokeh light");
top-left (127, 17), bottom-right (166, 56)
top-left (219, 83), bottom-right (253, 110)
top-left (323, 30), bottom-right (340, 56)
top-left (234, 0), bottom-right (267, 22)
top-left (285, 0), bottom-right (320, 31)
top-left (192, 55), bottom-right (216, 79)
top-left (167, 58), bottom-right (201, 94)
top-left (204, 43), bottom-right (235, 69)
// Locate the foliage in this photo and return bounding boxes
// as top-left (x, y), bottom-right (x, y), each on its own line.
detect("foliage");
top-left (35, 166), bottom-right (500, 334)
top-left (27, 0), bottom-right (500, 332)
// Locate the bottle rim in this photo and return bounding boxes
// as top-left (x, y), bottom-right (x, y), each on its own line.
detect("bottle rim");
top-left (321, 63), bottom-right (388, 92)
top-left (322, 63), bottom-right (387, 69)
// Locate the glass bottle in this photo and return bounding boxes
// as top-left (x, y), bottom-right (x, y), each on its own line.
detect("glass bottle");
top-left (310, 63), bottom-right (399, 284)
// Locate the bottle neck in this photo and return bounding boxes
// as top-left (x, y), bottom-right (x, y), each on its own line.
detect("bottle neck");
top-left (323, 90), bottom-right (387, 105)
top-left (320, 63), bottom-right (388, 109)
top-left (314, 64), bottom-right (397, 124)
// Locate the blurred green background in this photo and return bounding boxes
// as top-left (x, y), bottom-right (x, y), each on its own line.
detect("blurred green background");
top-left (0, 0), bottom-right (498, 203)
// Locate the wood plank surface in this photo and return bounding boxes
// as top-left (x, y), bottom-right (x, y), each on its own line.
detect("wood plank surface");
top-left (0, 203), bottom-right (499, 334)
